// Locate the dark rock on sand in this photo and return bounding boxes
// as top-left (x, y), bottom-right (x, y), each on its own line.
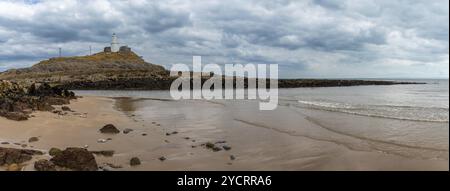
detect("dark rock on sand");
top-left (212, 146), bottom-right (222, 152)
top-left (230, 155), bottom-right (236, 160)
top-left (28, 137), bottom-right (39, 143)
top-left (130, 157), bottom-right (141, 166)
top-left (100, 124), bottom-right (120, 134)
top-left (1, 142), bottom-right (9, 145)
top-left (123, 128), bottom-right (133, 134)
top-left (205, 142), bottom-right (215, 149)
top-left (223, 145), bottom-right (232, 151)
top-left (49, 148), bottom-right (62, 156)
top-left (0, 147), bottom-right (44, 165)
top-left (158, 156), bottom-right (166, 162)
top-left (50, 147), bottom-right (98, 171)
top-left (34, 159), bottom-right (56, 171)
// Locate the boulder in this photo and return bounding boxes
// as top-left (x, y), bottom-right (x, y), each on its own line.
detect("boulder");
top-left (34, 159), bottom-right (56, 171)
top-left (100, 124), bottom-right (120, 134)
top-left (130, 157), bottom-right (141, 166)
top-left (50, 147), bottom-right (98, 171)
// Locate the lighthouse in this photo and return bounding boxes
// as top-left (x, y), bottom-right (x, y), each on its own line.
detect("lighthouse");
top-left (111, 33), bottom-right (119, 52)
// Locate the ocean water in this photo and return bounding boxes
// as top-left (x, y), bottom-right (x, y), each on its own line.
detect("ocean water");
top-left (76, 79), bottom-right (449, 123)
top-left (280, 79), bottom-right (449, 123)
top-left (75, 79), bottom-right (449, 160)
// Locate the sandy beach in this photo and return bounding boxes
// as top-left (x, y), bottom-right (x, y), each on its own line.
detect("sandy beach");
top-left (0, 95), bottom-right (448, 171)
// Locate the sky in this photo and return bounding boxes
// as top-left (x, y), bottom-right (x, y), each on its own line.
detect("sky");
top-left (0, 0), bottom-right (448, 78)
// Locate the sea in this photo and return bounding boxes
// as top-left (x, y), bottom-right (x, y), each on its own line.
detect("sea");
top-left (75, 79), bottom-right (449, 160)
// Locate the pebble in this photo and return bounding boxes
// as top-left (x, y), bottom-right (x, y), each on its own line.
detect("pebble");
top-left (28, 137), bottom-right (39, 143)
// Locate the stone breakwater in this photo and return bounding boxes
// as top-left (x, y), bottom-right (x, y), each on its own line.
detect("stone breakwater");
top-left (0, 80), bottom-right (76, 121)
top-left (57, 77), bottom-right (425, 90)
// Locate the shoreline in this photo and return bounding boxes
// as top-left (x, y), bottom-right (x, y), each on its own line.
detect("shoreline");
top-left (1, 95), bottom-right (448, 171)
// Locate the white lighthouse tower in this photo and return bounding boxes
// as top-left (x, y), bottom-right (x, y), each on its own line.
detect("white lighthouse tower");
top-left (111, 33), bottom-right (119, 52)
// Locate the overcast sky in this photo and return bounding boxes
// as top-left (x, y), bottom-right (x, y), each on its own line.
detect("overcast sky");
top-left (0, 0), bottom-right (448, 78)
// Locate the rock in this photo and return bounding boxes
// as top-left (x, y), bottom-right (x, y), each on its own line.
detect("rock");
top-left (50, 147), bottom-right (98, 171)
top-left (28, 137), bottom-right (39, 143)
top-left (99, 124), bottom-right (120, 134)
top-left (223, 145), bottom-right (232, 151)
top-left (142, 133), bottom-right (147, 136)
top-left (90, 150), bottom-right (114, 157)
top-left (171, 131), bottom-right (178, 135)
top-left (123, 128), bottom-right (133, 134)
top-left (49, 148), bottom-right (62, 156)
top-left (1, 142), bottom-right (9, 145)
top-left (130, 157), bottom-right (141, 166)
top-left (34, 159), bottom-right (56, 171)
top-left (2, 112), bottom-right (28, 121)
top-left (0, 81), bottom-right (76, 121)
top-left (0, 147), bottom-right (43, 166)
top-left (7, 163), bottom-right (20, 171)
top-left (230, 155), bottom-right (236, 160)
top-left (212, 146), bottom-right (222, 152)
top-left (205, 142), bottom-right (215, 149)
top-left (158, 156), bottom-right (166, 162)
top-left (215, 141), bottom-right (227, 144)
top-left (97, 139), bottom-right (107, 143)
top-left (61, 106), bottom-right (71, 111)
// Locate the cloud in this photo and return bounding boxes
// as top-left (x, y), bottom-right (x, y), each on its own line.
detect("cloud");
top-left (0, 0), bottom-right (448, 78)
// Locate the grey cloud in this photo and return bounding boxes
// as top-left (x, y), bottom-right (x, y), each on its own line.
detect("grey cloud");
top-left (0, 0), bottom-right (448, 78)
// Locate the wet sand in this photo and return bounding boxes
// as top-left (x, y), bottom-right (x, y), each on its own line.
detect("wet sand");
top-left (0, 96), bottom-right (448, 171)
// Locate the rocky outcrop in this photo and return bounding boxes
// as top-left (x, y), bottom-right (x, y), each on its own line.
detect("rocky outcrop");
top-left (50, 147), bottom-right (98, 171)
top-left (0, 147), bottom-right (44, 166)
top-left (0, 80), bottom-right (76, 121)
top-left (0, 49), bottom-right (424, 90)
top-left (0, 50), bottom-right (168, 86)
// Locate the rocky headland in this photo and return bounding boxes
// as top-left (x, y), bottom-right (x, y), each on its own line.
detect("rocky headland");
top-left (0, 49), bottom-right (424, 90)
